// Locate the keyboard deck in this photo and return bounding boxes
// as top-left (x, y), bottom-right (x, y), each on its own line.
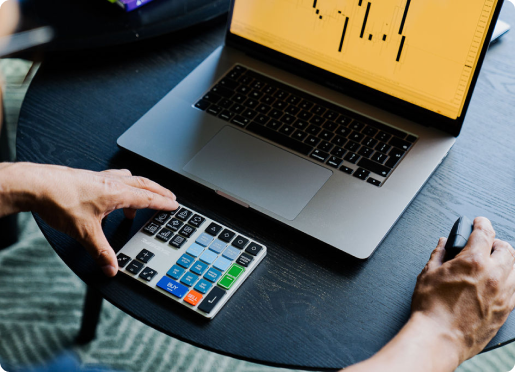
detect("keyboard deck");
top-left (194, 65), bottom-right (418, 187)
top-left (117, 205), bottom-right (266, 319)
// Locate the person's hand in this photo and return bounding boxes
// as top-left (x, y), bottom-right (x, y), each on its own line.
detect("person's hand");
top-left (0, 162), bottom-right (178, 277)
top-left (0, 0), bottom-right (19, 39)
top-left (411, 217), bottom-right (515, 363)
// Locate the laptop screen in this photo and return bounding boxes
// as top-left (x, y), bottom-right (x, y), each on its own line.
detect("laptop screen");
top-left (229, 0), bottom-right (498, 120)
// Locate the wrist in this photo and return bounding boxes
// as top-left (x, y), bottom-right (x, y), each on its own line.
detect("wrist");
top-left (0, 162), bottom-right (39, 215)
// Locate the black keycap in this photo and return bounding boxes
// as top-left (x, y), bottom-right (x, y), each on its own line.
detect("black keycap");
top-left (178, 224), bottom-right (196, 238)
top-left (127, 260), bottom-right (144, 275)
top-left (232, 236), bottom-right (249, 249)
top-left (294, 120), bottom-right (309, 130)
top-left (376, 142), bottom-right (391, 154)
top-left (292, 130), bottom-right (308, 141)
top-left (274, 89), bottom-right (289, 100)
top-left (236, 253), bottom-right (254, 267)
top-left (362, 136), bottom-right (378, 148)
top-left (211, 85), bottom-right (234, 98)
top-left (281, 114), bottom-right (296, 125)
top-left (322, 121), bottom-right (339, 131)
top-left (139, 267), bottom-right (158, 282)
top-left (317, 141), bottom-right (333, 152)
top-left (187, 215), bottom-right (205, 228)
top-left (245, 243), bottom-right (263, 256)
top-left (219, 98), bottom-right (233, 108)
top-left (154, 212), bottom-right (170, 224)
top-left (203, 93), bottom-right (221, 104)
top-left (238, 75), bottom-right (253, 85)
top-left (198, 287), bottom-right (226, 314)
top-left (246, 122), bottom-right (313, 156)
top-left (371, 152), bottom-right (388, 164)
top-left (357, 158), bottom-right (391, 177)
top-left (349, 131), bottom-right (364, 142)
top-left (406, 135), bottom-right (417, 143)
top-left (358, 147), bottom-right (374, 158)
top-left (207, 106), bottom-right (222, 116)
top-left (230, 104), bottom-right (245, 114)
top-left (261, 95), bottom-right (275, 104)
top-left (298, 110), bottom-right (313, 121)
top-left (206, 222), bottom-right (223, 236)
top-left (136, 249), bottom-right (154, 264)
top-left (219, 78), bottom-right (239, 90)
top-left (310, 149), bottom-right (330, 162)
top-left (331, 135), bottom-right (346, 147)
top-left (318, 130), bottom-right (334, 141)
top-left (143, 222), bottom-right (160, 235)
top-left (309, 115), bottom-right (325, 126)
top-left (323, 110), bottom-right (338, 121)
top-left (340, 166), bottom-right (353, 174)
top-left (249, 90), bottom-right (264, 100)
top-left (385, 148), bottom-right (405, 168)
top-left (376, 131), bottom-right (391, 142)
top-left (231, 116), bottom-right (250, 127)
top-left (269, 109), bottom-right (283, 119)
top-left (349, 121), bottom-right (365, 131)
top-left (331, 147), bottom-right (346, 158)
top-left (286, 105), bottom-right (301, 116)
top-left (166, 218), bottom-right (183, 232)
top-left (237, 85), bottom-right (251, 94)
top-left (279, 125), bottom-right (295, 136)
top-left (273, 100), bottom-right (288, 110)
top-left (344, 152), bottom-right (359, 164)
top-left (263, 85), bottom-right (277, 95)
top-left (117, 253), bottom-right (131, 268)
top-left (311, 105), bottom-right (326, 115)
top-left (195, 99), bottom-right (211, 111)
top-left (169, 235), bottom-right (187, 249)
top-left (367, 178), bottom-right (382, 187)
top-left (353, 168), bottom-right (370, 180)
top-left (176, 208), bottom-right (193, 221)
top-left (244, 99), bottom-right (259, 109)
top-left (327, 156), bottom-right (343, 168)
top-left (243, 109), bottom-right (257, 119)
top-left (344, 141), bottom-right (360, 152)
top-left (336, 115), bottom-right (352, 126)
top-left (306, 125), bottom-right (321, 135)
top-left (299, 100), bottom-right (314, 110)
top-left (219, 229), bottom-right (236, 243)
top-left (362, 125), bottom-right (378, 137)
top-left (257, 104), bottom-right (271, 114)
top-left (305, 135), bottom-right (320, 147)
top-left (287, 95), bottom-right (301, 105)
top-left (255, 114), bottom-right (269, 125)
top-left (389, 136), bottom-right (411, 151)
top-left (252, 81), bottom-right (265, 90)
top-left (156, 228), bottom-right (174, 242)
top-left (336, 126), bottom-right (351, 137)
top-left (219, 110), bottom-right (234, 121)
top-left (232, 93), bottom-right (246, 104)
top-left (266, 120), bottom-right (282, 130)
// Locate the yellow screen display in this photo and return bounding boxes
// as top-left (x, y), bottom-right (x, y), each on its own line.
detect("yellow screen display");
top-left (230, 0), bottom-right (497, 119)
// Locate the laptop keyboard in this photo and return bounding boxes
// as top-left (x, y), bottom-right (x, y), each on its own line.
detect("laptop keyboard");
top-left (194, 65), bottom-right (417, 187)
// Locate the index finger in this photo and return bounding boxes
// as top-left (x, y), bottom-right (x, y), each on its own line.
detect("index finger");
top-left (120, 187), bottom-right (179, 212)
top-left (462, 217), bottom-right (496, 257)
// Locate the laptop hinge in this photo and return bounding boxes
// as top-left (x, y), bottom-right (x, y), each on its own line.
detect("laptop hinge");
top-left (216, 190), bottom-right (250, 208)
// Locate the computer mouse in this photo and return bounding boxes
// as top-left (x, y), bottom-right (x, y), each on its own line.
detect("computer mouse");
top-left (444, 216), bottom-right (474, 259)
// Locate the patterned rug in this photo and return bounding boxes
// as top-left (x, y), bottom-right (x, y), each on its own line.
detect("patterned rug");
top-left (0, 59), bottom-right (513, 372)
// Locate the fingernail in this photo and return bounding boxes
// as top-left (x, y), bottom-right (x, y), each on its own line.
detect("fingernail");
top-left (102, 265), bottom-right (117, 277)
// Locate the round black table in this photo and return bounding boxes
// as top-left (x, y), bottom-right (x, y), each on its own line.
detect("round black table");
top-left (16, 4), bottom-right (515, 370)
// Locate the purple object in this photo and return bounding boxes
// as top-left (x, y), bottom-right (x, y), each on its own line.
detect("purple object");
top-left (116, 0), bottom-right (156, 12)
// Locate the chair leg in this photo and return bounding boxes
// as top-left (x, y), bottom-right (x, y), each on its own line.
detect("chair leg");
top-left (76, 286), bottom-right (103, 345)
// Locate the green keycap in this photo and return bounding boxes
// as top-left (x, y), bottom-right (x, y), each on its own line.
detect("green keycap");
top-left (227, 264), bottom-right (244, 278)
top-left (218, 274), bottom-right (236, 290)
top-left (218, 264), bottom-right (245, 290)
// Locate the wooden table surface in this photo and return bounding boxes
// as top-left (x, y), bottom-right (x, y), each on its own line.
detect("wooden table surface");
top-left (16, 3), bottom-right (515, 370)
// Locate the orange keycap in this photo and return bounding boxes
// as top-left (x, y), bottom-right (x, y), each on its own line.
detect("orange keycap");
top-left (184, 290), bottom-right (203, 306)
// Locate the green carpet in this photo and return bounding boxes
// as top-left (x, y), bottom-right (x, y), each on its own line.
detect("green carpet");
top-left (0, 58), bottom-right (513, 372)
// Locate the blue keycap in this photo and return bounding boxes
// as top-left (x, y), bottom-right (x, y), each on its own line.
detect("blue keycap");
top-left (180, 272), bottom-right (199, 287)
top-left (194, 279), bottom-right (213, 294)
top-left (209, 239), bottom-right (227, 254)
top-left (167, 265), bottom-right (185, 280)
top-left (157, 276), bottom-right (189, 299)
top-left (176, 254), bottom-right (194, 269)
top-left (199, 250), bottom-right (218, 265)
top-left (186, 243), bottom-right (205, 258)
top-left (204, 267), bottom-right (222, 283)
top-left (213, 256), bottom-right (232, 272)
top-left (195, 233), bottom-right (214, 247)
top-left (190, 260), bottom-right (208, 276)
top-left (222, 246), bottom-right (240, 261)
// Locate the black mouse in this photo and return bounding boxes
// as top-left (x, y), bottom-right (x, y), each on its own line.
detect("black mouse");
top-left (444, 216), bottom-right (474, 259)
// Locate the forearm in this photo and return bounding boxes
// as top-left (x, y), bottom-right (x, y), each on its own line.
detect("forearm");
top-left (0, 162), bottom-right (37, 217)
top-left (341, 312), bottom-right (462, 372)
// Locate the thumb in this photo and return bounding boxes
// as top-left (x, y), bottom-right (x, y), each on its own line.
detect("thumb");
top-left (81, 223), bottom-right (119, 277)
top-left (426, 237), bottom-right (447, 271)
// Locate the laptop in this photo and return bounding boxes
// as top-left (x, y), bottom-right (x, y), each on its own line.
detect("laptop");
top-left (118, 0), bottom-right (503, 259)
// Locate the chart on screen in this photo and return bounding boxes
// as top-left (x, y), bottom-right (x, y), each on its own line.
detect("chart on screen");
top-left (231, 0), bottom-right (497, 119)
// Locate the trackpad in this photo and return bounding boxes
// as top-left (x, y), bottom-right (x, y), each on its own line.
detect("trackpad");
top-left (183, 126), bottom-right (332, 221)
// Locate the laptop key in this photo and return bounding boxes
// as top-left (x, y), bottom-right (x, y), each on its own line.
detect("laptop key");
top-left (318, 130), bottom-right (334, 141)
top-left (362, 125), bottom-right (378, 137)
top-left (232, 236), bottom-right (249, 249)
top-left (376, 142), bottom-right (391, 154)
top-left (385, 148), bottom-right (405, 168)
top-left (344, 152), bottom-right (359, 164)
top-left (205, 222), bottom-right (222, 236)
top-left (331, 135), bottom-right (346, 147)
top-left (376, 131), bottom-right (391, 142)
top-left (219, 99), bottom-right (233, 109)
top-left (266, 120), bottom-right (282, 130)
top-left (261, 95), bottom-right (275, 104)
top-left (263, 85), bottom-right (277, 95)
top-left (358, 147), bottom-right (374, 158)
top-left (336, 126), bottom-right (351, 137)
top-left (311, 105), bottom-right (326, 115)
top-left (299, 100), bottom-right (314, 110)
top-left (207, 106), bottom-right (222, 116)
top-left (166, 218), bottom-right (183, 232)
top-left (281, 114), bottom-right (296, 125)
top-left (176, 208), bottom-right (193, 221)
top-left (244, 99), bottom-right (259, 109)
top-left (406, 135), bottom-right (417, 143)
top-left (211, 85), bottom-right (234, 98)
top-left (231, 104), bottom-right (245, 114)
top-left (143, 222), bottom-right (160, 235)
top-left (344, 141), bottom-right (360, 152)
top-left (218, 78), bottom-right (239, 90)
top-left (310, 149), bottom-right (330, 162)
top-left (331, 147), bottom-right (346, 158)
top-left (340, 166), bottom-right (353, 174)
top-left (294, 120), bottom-right (309, 130)
top-left (287, 95), bottom-right (301, 105)
top-left (327, 156), bottom-right (343, 168)
top-left (349, 122), bottom-right (365, 131)
top-left (247, 122), bottom-right (313, 156)
top-left (257, 104), bottom-right (271, 114)
top-left (249, 90), bottom-right (264, 100)
top-left (357, 158), bottom-right (391, 177)
top-left (389, 136), bottom-right (412, 151)
top-left (274, 89), bottom-right (289, 100)
top-left (362, 136), bottom-right (378, 148)
top-left (317, 141), bottom-right (333, 152)
top-left (203, 93), bottom-right (221, 104)
top-left (237, 86), bottom-right (251, 94)
top-left (243, 109), bottom-right (257, 119)
top-left (309, 115), bottom-right (325, 126)
top-left (305, 135), bottom-right (320, 147)
top-left (195, 99), bottom-right (211, 111)
top-left (231, 116), bottom-right (251, 127)
top-left (269, 109), bottom-right (283, 119)
top-left (372, 152), bottom-right (388, 164)
top-left (349, 131), bottom-right (364, 142)
top-left (219, 229), bottom-right (236, 243)
top-left (279, 125), bottom-right (295, 136)
top-left (367, 178), bottom-right (382, 187)
top-left (219, 110), bottom-right (234, 121)
top-left (336, 115), bottom-right (352, 126)
top-left (292, 130), bottom-right (308, 141)
top-left (353, 168), bottom-right (370, 180)
top-left (156, 228), bottom-right (174, 242)
top-left (306, 125), bottom-right (321, 135)
top-left (322, 121), bottom-right (339, 131)
top-left (232, 93), bottom-right (246, 104)
top-left (273, 100), bottom-right (288, 110)
top-left (255, 115), bottom-right (269, 125)
top-left (286, 105), bottom-right (301, 116)
top-left (298, 110), bottom-right (313, 121)
top-left (323, 110), bottom-right (339, 121)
